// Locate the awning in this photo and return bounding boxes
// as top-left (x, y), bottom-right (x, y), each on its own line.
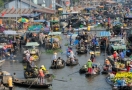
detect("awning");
top-left (3, 30), bottom-right (17, 35)
top-left (100, 31), bottom-right (111, 37)
top-left (112, 45), bottom-right (126, 50)
top-left (48, 32), bottom-right (61, 35)
top-left (26, 42), bottom-right (39, 46)
top-left (33, 20), bottom-right (46, 23)
top-left (21, 13), bottom-right (41, 18)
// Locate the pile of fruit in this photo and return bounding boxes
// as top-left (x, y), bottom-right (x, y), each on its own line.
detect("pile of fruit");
top-left (112, 72), bottom-right (132, 84)
top-left (32, 55), bottom-right (39, 61)
top-left (114, 62), bottom-right (125, 69)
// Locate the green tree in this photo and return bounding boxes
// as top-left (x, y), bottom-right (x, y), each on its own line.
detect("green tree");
top-left (0, 0), bottom-right (4, 6)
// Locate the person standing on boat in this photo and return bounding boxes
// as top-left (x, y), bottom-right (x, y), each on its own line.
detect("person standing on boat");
top-left (69, 50), bottom-right (75, 59)
top-left (8, 77), bottom-right (13, 90)
top-left (87, 59), bottom-right (92, 74)
top-left (38, 67), bottom-right (45, 84)
top-left (90, 52), bottom-right (95, 62)
top-left (53, 52), bottom-right (57, 65)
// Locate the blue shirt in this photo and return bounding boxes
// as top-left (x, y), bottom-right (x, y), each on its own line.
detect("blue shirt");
top-left (116, 80), bottom-right (122, 86)
top-left (121, 80), bottom-right (126, 86)
top-left (120, 52), bottom-right (125, 59)
top-left (74, 40), bottom-right (79, 45)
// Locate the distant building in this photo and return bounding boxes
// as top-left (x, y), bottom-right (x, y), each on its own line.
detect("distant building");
top-left (79, 0), bottom-right (103, 8)
top-left (0, 0), bottom-right (55, 19)
top-left (32, 0), bottom-right (63, 10)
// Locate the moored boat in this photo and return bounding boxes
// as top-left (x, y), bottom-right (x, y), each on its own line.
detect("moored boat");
top-left (106, 76), bottom-right (132, 90)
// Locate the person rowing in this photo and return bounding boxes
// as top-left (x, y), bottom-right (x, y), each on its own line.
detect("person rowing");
top-left (38, 67), bottom-right (45, 85)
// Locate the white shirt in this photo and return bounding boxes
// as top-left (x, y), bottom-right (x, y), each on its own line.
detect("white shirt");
top-left (53, 55), bottom-right (57, 60)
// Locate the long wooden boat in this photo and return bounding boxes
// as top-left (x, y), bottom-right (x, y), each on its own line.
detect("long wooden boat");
top-left (50, 60), bottom-right (65, 69)
top-left (66, 58), bottom-right (79, 66)
top-left (13, 79), bottom-right (52, 88)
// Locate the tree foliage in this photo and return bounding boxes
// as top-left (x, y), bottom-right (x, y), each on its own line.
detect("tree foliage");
top-left (0, 0), bottom-right (13, 7)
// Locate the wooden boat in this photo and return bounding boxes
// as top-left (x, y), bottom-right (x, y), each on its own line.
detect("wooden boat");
top-left (79, 68), bottom-right (87, 74)
top-left (0, 59), bottom-right (5, 66)
top-left (85, 71), bottom-right (100, 77)
top-left (106, 76), bottom-right (132, 90)
top-left (13, 79), bottom-right (52, 88)
top-left (101, 70), bottom-right (109, 74)
top-left (66, 58), bottom-right (79, 66)
top-left (76, 50), bottom-right (87, 54)
top-left (50, 59), bottom-right (65, 69)
top-left (24, 70), bottom-right (38, 79)
top-left (79, 63), bottom-right (100, 74)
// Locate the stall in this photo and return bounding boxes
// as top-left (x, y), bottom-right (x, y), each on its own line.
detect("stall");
top-left (23, 42), bottom-right (40, 62)
top-left (50, 20), bottom-right (60, 31)
top-left (45, 32), bottom-right (61, 49)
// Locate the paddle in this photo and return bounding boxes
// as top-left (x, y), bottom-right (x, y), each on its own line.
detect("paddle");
top-left (51, 74), bottom-right (67, 82)
top-left (27, 77), bottom-right (39, 90)
top-left (54, 79), bottom-right (67, 82)
top-left (67, 71), bottom-right (79, 76)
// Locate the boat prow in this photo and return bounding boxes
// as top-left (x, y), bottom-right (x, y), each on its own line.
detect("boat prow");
top-left (0, 59), bottom-right (5, 66)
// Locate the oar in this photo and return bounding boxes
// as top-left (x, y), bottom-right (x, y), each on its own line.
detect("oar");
top-left (68, 71), bottom-right (79, 76)
top-left (27, 77), bottom-right (39, 90)
top-left (54, 79), bottom-right (67, 82)
top-left (51, 74), bottom-right (67, 82)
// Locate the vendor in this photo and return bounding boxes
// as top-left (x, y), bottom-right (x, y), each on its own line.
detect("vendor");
top-left (40, 65), bottom-right (47, 71)
top-left (105, 59), bottom-right (111, 66)
top-left (53, 52), bottom-right (57, 60)
top-left (90, 52), bottom-right (95, 62)
top-left (29, 55), bottom-right (34, 61)
top-left (24, 48), bottom-right (29, 54)
top-left (113, 51), bottom-right (118, 60)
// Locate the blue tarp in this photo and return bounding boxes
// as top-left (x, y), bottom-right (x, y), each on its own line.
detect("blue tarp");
top-left (100, 31), bottom-right (111, 37)
top-left (85, 7), bottom-right (96, 10)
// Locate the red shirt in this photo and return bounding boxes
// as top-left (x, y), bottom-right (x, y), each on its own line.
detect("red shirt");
top-left (113, 53), bottom-right (117, 59)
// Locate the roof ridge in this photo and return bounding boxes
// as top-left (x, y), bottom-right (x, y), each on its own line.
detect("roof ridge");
top-left (21, 0), bottom-right (44, 8)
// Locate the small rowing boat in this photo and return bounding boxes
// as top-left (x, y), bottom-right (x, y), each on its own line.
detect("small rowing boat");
top-left (13, 79), bottom-right (52, 88)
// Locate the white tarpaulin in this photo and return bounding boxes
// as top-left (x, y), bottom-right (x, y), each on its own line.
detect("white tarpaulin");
top-left (3, 30), bottom-right (17, 35)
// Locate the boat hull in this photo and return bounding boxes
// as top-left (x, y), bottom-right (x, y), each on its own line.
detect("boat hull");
top-left (66, 59), bottom-right (78, 66)
top-left (50, 60), bottom-right (65, 69)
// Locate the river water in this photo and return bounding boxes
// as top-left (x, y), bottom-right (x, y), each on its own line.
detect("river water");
top-left (1, 34), bottom-right (112, 90)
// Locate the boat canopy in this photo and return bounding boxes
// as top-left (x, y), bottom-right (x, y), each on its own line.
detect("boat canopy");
top-left (33, 20), bottom-right (46, 23)
top-left (3, 30), bottom-right (17, 35)
top-left (50, 20), bottom-right (59, 23)
top-left (48, 32), bottom-right (61, 35)
top-left (25, 42), bottom-right (39, 46)
top-left (111, 45), bottom-right (126, 50)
